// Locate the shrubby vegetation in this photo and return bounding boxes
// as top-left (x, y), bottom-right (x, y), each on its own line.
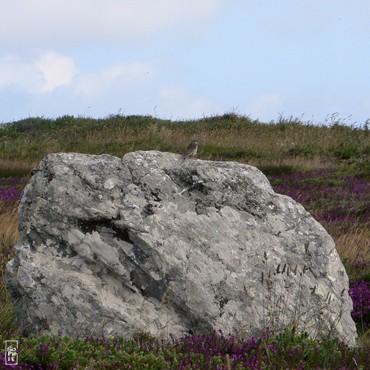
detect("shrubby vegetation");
top-left (0, 329), bottom-right (369, 369)
top-left (0, 114), bottom-right (369, 165)
top-left (0, 114), bottom-right (369, 368)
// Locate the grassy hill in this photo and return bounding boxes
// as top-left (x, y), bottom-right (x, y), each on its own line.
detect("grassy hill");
top-left (0, 114), bottom-right (369, 368)
top-left (0, 114), bottom-right (369, 177)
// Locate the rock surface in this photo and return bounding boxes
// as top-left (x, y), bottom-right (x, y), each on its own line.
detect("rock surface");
top-left (6, 151), bottom-right (357, 345)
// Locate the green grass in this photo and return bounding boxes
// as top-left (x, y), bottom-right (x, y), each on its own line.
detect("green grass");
top-left (0, 114), bottom-right (369, 167)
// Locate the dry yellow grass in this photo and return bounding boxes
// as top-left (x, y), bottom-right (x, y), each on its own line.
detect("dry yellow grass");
top-left (0, 158), bottom-right (35, 175)
top-left (0, 202), bottom-right (19, 248)
top-left (0, 203), bottom-right (20, 339)
top-left (248, 157), bottom-right (337, 172)
top-left (330, 223), bottom-right (370, 263)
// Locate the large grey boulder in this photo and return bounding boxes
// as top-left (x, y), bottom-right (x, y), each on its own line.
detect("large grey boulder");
top-left (6, 151), bottom-right (357, 345)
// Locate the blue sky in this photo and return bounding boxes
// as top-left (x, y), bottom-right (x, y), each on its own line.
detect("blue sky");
top-left (1, 1), bottom-right (369, 124)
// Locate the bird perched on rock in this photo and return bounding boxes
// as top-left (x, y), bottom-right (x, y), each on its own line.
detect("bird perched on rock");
top-left (182, 139), bottom-right (198, 161)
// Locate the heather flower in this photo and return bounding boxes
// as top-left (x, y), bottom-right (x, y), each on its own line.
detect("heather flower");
top-left (268, 170), bottom-right (370, 225)
top-left (348, 259), bottom-right (370, 281)
top-left (0, 187), bottom-right (23, 202)
top-left (349, 280), bottom-right (370, 321)
top-left (0, 176), bottom-right (27, 203)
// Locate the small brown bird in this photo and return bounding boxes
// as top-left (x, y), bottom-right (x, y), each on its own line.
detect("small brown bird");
top-left (182, 139), bottom-right (198, 160)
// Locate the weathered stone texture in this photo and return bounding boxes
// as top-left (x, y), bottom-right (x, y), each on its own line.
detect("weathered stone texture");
top-left (6, 151), bottom-right (357, 345)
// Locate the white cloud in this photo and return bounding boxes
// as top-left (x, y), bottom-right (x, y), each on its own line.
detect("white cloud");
top-left (0, 52), bottom-right (77, 93)
top-left (37, 52), bottom-right (78, 92)
top-left (0, 0), bottom-right (224, 47)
